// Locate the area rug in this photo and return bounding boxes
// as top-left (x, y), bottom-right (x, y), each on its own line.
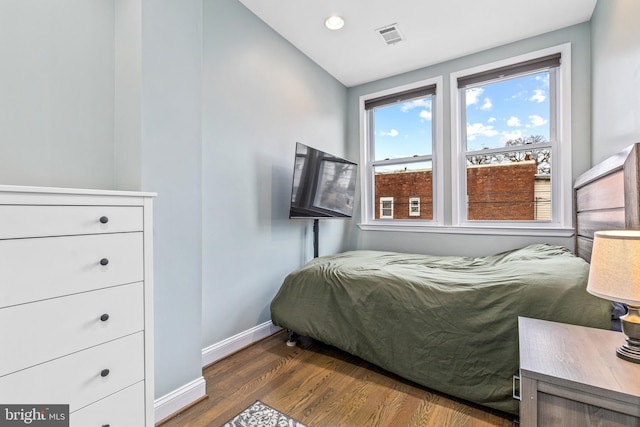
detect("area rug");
top-left (222, 400), bottom-right (307, 427)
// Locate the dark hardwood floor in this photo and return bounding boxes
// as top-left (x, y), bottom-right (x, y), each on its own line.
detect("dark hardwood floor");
top-left (159, 330), bottom-right (517, 427)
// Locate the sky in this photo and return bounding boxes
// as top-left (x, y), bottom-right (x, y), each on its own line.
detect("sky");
top-left (373, 70), bottom-right (551, 160)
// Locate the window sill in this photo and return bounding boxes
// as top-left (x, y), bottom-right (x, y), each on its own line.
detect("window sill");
top-left (357, 222), bottom-right (575, 237)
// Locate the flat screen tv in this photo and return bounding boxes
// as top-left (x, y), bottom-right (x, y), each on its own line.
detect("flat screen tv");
top-left (289, 142), bottom-right (357, 219)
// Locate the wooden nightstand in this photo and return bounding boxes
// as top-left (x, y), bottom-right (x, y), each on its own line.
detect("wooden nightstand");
top-left (518, 317), bottom-right (640, 427)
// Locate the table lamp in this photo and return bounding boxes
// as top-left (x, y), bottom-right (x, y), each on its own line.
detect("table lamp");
top-left (587, 230), bottom-right (640, 363)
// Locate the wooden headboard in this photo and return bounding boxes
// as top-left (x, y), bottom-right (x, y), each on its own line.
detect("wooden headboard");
top-left (574, 142), bottom-right (640, 261)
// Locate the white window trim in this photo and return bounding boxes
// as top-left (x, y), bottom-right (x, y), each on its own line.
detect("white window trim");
top-left (359, 76), bottom-right (444, 228)
top-left (409, 197), bottom-right (420, 217)
top-left (379, 197), bottom-right (394, 219)
top-left (449, 43), bottom-right (572, 231)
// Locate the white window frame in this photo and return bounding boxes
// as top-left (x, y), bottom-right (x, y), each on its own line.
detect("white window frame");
top-left (450, 43), bottom-right (573, 233)
top-left (359, 76), bottom-right (444, 230)
top-left (379, 197), bottom-right (394, 219)
top-left (409, 197), bottom-right (420, 217)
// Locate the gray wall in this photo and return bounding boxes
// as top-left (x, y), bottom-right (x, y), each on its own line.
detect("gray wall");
top-left (591, 0), bottom-right (640, 163)
top-left (114, 0), bottom-right (142, 191)
top-left (345, 23), bottom-right (592, 257)
top-left (201, 0), bottom-right (349, 346)
top-left (140, 0), bottom-right (204, 398)
top-left (0, 0), bottom-right (115, 188)
top-left (0, 0), bottom-right (205, 402)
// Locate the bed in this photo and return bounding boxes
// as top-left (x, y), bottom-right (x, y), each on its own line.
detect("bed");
top-left (270, 143), bottom-right (640, 416)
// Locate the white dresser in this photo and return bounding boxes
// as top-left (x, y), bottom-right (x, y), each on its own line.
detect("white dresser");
top-left (0, 185), bottom-right (155, 427)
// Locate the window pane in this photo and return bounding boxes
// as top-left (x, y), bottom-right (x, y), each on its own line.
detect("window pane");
top-left (409, 197), bottom-right (420, 216)
top-left (380, 197), bottom-right (394, 219)
top-left (373, 96), bottom-right (433, 161)
top-left (466, 148), bottom-right (551, 221)
top-left (374, 161), bottom-right (432, 220)
top-left (465, 71), bottom-right (550, 151)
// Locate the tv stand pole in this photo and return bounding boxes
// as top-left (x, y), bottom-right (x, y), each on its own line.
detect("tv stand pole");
top-left (313, 218), bottom-right (319, 258)
top-left (288, 219), bottom-right (319, 348)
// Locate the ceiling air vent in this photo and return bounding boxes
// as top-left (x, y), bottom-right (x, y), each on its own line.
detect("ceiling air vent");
top-left (376, 23), bottom-right (403, 45)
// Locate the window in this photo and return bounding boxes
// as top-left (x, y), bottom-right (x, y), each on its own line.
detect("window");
top-left (358, 45), bottom-right (571, 235)
top-left (451, 44), bottom-right (572, 230)
top-left (380, 197), bottom-right (394, 219)
top-left (409, 197), bottom-right (420, 217)
top-left (360, 77), bottom-right (443, 226)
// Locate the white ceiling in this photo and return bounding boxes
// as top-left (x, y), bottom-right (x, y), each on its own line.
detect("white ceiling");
top-left (238, 0), bottom-right (598, 87)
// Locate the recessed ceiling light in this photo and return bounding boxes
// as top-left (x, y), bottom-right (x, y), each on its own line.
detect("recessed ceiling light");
top-left (325, 15), bottom-right (345, 30)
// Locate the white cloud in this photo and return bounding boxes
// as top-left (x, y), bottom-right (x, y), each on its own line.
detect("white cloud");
top-left (400, 99), bottom-right (432, 122)
top-left (530, 89), bottom-right (546, 103)
top-left (502, 130), bottom-right (523, 141)
top-left (380, 128), bottom-right (399, 137)
top-left (481, 98), bottom-right (492, 110)
top-left (467, 122), bottom-right (498, 141)
top-left (466, 88), bottom-right (484, 106)
top-left (535, 74), bottom-right (550, 85)
top-left (507, 116), bottom-right (521, 127)
top-left (529, 115), bottom-right (547, 126)
top-left (488, 117), bottom-right (497, 123)
top-left (400, 99), bottom-right (431, 112)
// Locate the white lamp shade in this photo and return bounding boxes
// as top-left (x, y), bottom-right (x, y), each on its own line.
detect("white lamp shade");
top-left (587, 230), bottom-right (640, 306)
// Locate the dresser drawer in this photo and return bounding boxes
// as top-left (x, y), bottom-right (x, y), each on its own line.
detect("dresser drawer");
top-left (0, 205), bottom-right (143, 239)
top-left (0, 282), bottom-right (144, 376)
top-left (0, 232), bottom-right (143, 308)
top-left (70, 381), bottom-right (146, 427)
top-left (0, 332), bottom-right (144, 412)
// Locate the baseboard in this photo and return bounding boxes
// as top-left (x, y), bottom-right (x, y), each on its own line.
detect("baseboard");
top-left (201, 321), bottom-right (282, 367)
top-left (154, 376), bottom-right (206, 424)
top-left (153, 323), bottom-right (281, 423)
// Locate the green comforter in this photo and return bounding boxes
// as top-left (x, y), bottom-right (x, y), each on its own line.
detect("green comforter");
top-left (270, 244), bottom-right (612, 415)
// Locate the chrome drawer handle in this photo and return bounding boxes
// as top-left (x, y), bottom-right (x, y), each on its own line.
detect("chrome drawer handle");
top-left (512, 375), bottom-right (521, 400)
top-left (99, 216), bottom-right (109, 224)
top-left (100, 258), bottom-right (109, 266)
top-left (100, 369), bottom-right (110, 377)
top-left (100, 313), bottom-right (109, 322)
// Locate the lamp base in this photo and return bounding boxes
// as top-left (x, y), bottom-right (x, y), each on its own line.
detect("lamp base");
top-left (618, 305), bottom-right (640, 364)
top-left (616, 338), bottom-right (640, 363)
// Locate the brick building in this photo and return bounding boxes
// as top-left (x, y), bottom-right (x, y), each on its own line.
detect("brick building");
top-left (375, 169), bottom-right (433, 220)
top-left (375, 161), bottom-right (550, 220)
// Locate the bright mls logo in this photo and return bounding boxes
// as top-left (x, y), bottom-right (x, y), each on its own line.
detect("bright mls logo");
top-left (0, 405), bottom-right (68, 427)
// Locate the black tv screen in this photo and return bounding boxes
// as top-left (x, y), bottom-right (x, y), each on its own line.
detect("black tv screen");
top-left (289, 142), bottom-right (357, 219)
